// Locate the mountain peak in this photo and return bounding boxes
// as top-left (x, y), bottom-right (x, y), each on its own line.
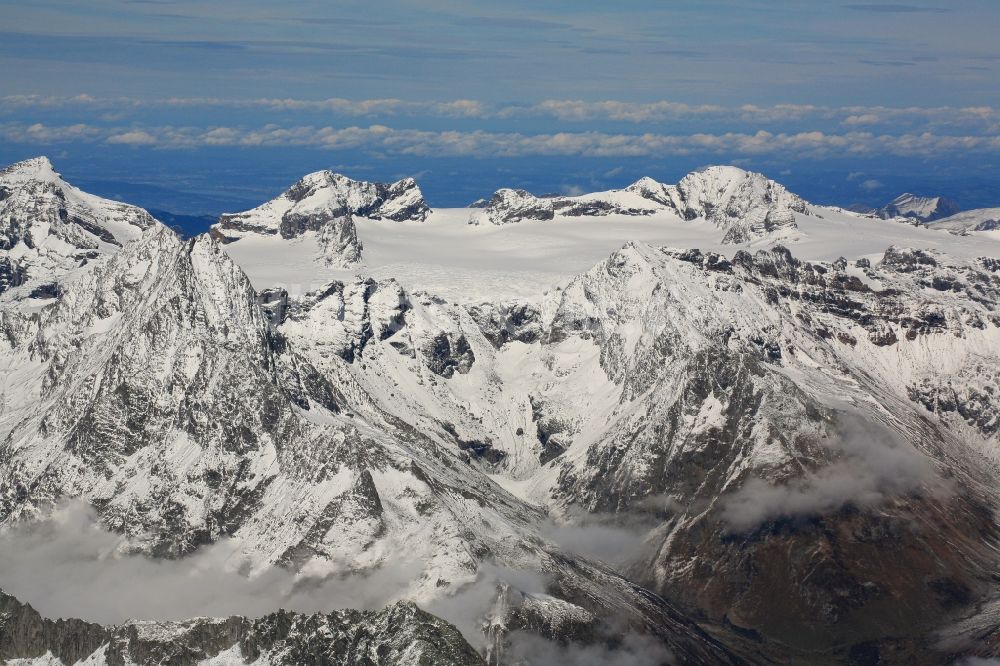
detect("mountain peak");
top-left (628, 176), bottom-right (662, 189)
top-left (673, 165), bottom-right (807, 242)
top-left (878, 192), bottom-right (960, 222)
top-left (0, 156), bottom-right (158, 298)
top-left (0, 155), bottom-right (60, 184)
top-left (690, 164), bottom-right (750, 178)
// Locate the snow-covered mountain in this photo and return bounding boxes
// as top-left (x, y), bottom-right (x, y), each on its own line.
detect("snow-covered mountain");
top-left (927, 207), bottom-right (1000, 235)
top-left (877, 192), bottom-right (961, 223)
top-left (0, 589), bottom-right (484, 665)
top-left (469, 166), bottom-right (807, 243)
top-left (671, 165), bottom-right (808, 242)
top-left (0, 156), bottom-right (156, 297)
top-left (468, 185), bottom-right (659, 226)
top-left (0, 161), bottom-right (735, 665)
top-left (4, 157), bottom-right (1000, 663)
top-left (212, 171), bottom-right (430, 268)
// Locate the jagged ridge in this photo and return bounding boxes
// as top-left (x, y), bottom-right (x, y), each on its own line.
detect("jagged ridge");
top-left (0, 589), bottom-right (484, 665)
top-left (212, 171), bottom-right (430, 268)
top-left (469, 165), bottom-right (808, 243)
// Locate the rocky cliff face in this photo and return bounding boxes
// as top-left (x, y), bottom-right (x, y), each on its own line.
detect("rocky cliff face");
top-left (0, 165), bottom-right (736, 665)
top-left (213, 171), bottom-right (430, 267)
top-left (468, 184), bottom-right (661, 226)
top-left (0, 589), bottom-right (485, 665)
top-left (0, 156), bottom-right (156, 298)
top-left (672, 166), bottom-right (807, 242)
top-left (469, 189), bottom-right (556, 225)
top-left (531, 243), bottom-right (1000, 660)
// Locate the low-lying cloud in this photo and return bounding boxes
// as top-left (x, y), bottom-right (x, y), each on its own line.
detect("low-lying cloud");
top-left (504, 630), bottom-right (675, 666)
top-left (540, 519), bottom-right (648, 567)
top-left (0, 502), bottom-right (420, 625)
top-left (720, 414), bottom-right (945, 533)
top-left (0, 503), bottom-right (681, 663)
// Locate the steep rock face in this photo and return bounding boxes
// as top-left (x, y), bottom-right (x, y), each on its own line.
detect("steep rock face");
top-left (0, 156), bottom-right (156, 298)
top-left (0, 590), bottom-right (485, 666)
top-left (0, 589), bottom-right (107, 665)
top-left (5, 153), bottom-right (1000, 662)
top-left (259, 238), bottom-right (1000, 659)
top-left (468, 189), bottom-right (555, 226)
top-left (673, 166), bottom-right (807, 242)
top-left (0, 226), bottom-right (738, 663)
top-left (523, 243), bottom-right (1000, 660)
top-left (0, 226), bottom-right (305, 554)
top-left (878, 193), bottom-right (961, 222)
top-left (0, 226), bottom-right (537, 583)
top-left (213, 171), bottom-right (430, 267)
top-left (466, 302), bottom-right (543, 348)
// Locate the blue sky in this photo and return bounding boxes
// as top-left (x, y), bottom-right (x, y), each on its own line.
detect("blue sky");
top-left (1, 0), bottom-right (998, 213)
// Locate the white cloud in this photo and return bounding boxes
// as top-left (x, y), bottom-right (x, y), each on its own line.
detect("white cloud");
top-left (719, 414), bottom-right (945, 533)
top-left (842, 113), bottom-right (881, 126)
top-left (0, 502), bottom-right (421, 625)
top-left (106, 129), bottom-right (158, 145)
top-left (3, 94), bottom-right (999, 131)
top-left (560, 184), bottom-right (587, 196)
top-left (5, 122), bottom-right (1000, 161)
top-left (0, 122), bottom-right (101, 142)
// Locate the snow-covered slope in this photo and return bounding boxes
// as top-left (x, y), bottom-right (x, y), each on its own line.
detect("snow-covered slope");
top-left (0, 156), bottom-right (156, 298)
top-left (212, 171), bottom-right (430, 268)
top-left (927, 207), bottom-right (1000, 235)
top-left (211, 165), bottom-right (1000, 306)
top-left (229, 237), bottom-right (1000, 659)
top-left (878, 192), bottom-right (961, 222)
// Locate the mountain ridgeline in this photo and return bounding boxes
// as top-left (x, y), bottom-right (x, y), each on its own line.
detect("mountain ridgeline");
top-left (2, 156), bottom-right (1000, 664)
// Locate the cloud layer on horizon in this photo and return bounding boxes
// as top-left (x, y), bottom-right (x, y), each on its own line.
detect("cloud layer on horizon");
top-left (3, 121), bottom-right (997, 161)
top-left (2, 94), bottom-right (997, 131)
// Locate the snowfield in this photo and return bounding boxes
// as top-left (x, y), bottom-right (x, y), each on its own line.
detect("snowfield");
top-left (221, 202), bottom-right (1000, 303)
